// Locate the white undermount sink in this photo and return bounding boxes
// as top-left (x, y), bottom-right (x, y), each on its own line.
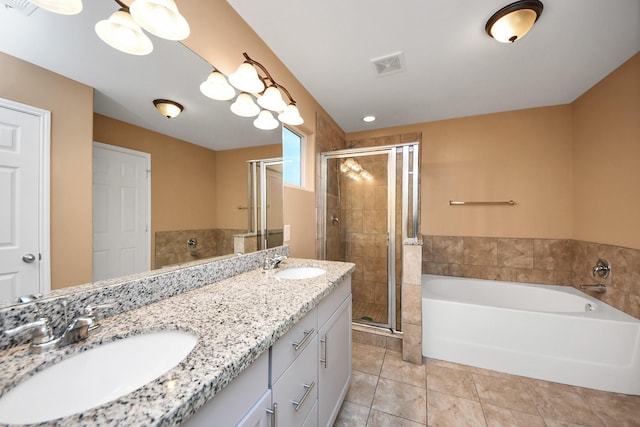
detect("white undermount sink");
top-left (0, 330), bottom-right (197, 425)
top-left (274, 266), bottom-right (326, 280)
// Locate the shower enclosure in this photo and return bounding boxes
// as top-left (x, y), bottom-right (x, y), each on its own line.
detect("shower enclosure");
top-left (320, 143), bottom-right (419, 331)
top-left (247, 158), bottom-right (283, 251)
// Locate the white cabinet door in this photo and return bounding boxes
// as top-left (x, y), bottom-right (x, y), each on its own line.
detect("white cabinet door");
top-left (238, 389), bottom-right (272, 427)
top-left (318, 295), bottom-right (352, 427)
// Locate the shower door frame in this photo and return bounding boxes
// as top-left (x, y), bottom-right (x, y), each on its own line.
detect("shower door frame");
top-left (320, 142), bottom-right (420, 332)
top-left (247, 157), bottom-right (283, 251)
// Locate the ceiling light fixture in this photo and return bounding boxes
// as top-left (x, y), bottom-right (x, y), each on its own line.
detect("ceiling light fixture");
top-left (29, 0), bottom-right (82, 15)
top-left (200, 70), bottom-right (236, 101)
top-left (153, 99), bottom-right (183, 118)
top-left (363, 115), bottom-right (376, 122)
top-left (95, 8), bottom-right (153, 55)
top-left (485, 0), bottom-right (543, 43)
top-left (201, 52), bottom-right (304, 130)
top-left (95, 0), bottom-right (190, 55)
top-left (129, 0), bottom-right (190, 41)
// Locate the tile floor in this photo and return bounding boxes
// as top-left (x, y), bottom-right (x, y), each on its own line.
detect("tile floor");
top-left (334, 342), bottom-right (640, 426)
top-left (352, 300), bottom-right (388, 325)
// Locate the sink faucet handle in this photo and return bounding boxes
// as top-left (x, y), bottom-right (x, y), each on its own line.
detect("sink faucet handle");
top-left (81, 302), bottom-right (116, 331)
top-left (3, 317), bottom-right (56, 345)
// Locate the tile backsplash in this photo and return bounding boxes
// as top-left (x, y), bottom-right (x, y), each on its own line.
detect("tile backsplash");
top-left (422, 235), bottom-right (640, 319)
top-left (155, 228), bottom-right (244, 268)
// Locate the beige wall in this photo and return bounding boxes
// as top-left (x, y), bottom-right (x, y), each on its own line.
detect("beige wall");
top-left (347, 106), bottom-right (574, 240)
top-left (215, 144), bottom-right (282, 229)
top-left (346, 53), bottom-right (639, 252)
top-left (0, 52), bottom-right (93, 290)
top-left (572, 53), bottom-right (640, 250)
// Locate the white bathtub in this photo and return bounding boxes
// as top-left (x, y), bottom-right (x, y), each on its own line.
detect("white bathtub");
top-left (422, 274), bottom-right (640, 395)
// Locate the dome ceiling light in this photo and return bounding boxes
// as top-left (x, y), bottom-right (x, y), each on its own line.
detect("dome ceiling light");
top-left (153, 99), bottom-right (183, 118)
top-left (485, 0), bottom-right (543, 43)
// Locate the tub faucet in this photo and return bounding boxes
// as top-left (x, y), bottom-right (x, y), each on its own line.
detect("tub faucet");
top-left (263, 255), bottom-right (287, 270)
top-left (580, 284), bottom-right (606, 293)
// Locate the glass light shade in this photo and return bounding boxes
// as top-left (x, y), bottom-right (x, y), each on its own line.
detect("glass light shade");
top-left (200, 71), bottom-right (235, 101)
top-left (486, 1), bottom-right (543, 43)
top-left (29, 0), bottom-right (82, 15)
top-left (277, 104), bottom-right (304, 126)
top-left (228, 63), bottom-right (265, 94)
top-left (257, 86), bottom-right (287, 112)
top-left (253, 110), bottom-right (279, 130)
top-left (153, 99), bottom-right (183, 118)
top-left (230, 93), bottom-right (260, 118)
top-left (95, 10), bottom-right (153, 56)
top-left (129, 0), bottom-right (190, 41)
top-left (489, 9), bottom-right (537, 42)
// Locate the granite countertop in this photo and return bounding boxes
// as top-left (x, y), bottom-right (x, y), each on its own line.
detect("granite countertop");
top-left (0, 258), bottom-right (355, 426)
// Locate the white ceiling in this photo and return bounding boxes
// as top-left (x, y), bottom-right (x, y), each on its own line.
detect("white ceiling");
top-left (227, 0), bottom-right (640, 133)
top-left (1, 0), bottom-right (638, 147)
top-left (0, 0), bottom-right (281, 151)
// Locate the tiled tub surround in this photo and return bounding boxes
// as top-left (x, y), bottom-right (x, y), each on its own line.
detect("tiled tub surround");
top-left (155, 228), bottom-right (245, 268)
top-left (0, 257), bottom-right (355, 426)
top-left (0, 247), bottom-right (288, 352)
top-left (421, 235), bottom-right (640, 319)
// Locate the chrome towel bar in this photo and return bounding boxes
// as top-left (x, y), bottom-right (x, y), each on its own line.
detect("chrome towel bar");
top-left (449, 200), bottom-right (515, 206)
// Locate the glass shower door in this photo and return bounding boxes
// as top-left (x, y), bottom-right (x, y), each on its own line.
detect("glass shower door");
top-left (325, 152), bottom-right (392, 328)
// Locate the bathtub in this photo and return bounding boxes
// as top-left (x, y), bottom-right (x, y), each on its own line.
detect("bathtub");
top-left (422, 274), bottom-right (640, 395)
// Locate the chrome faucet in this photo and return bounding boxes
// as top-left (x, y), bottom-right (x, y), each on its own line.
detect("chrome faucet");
top-left (3, 303), bottom-right (114, 353)
top-left (263, 255), bottom-right (287, 270)
top-left (580, 284), bottom-right (607, 293)
top-left (592, 258), bottom-right (611, 279)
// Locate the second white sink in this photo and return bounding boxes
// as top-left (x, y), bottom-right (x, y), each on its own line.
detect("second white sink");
top-left (0, 330), bottom-right (197, 425)
top-left (274, 267), bottom-right (326, 280)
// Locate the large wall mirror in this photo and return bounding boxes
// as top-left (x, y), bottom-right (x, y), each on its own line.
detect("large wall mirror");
top-left (0, 0), bottom-right (285, 306)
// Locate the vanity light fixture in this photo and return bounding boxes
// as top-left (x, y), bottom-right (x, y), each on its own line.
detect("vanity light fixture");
top-left (253, 110), bottom-right (279, 130)
top-left (95, 0), bottom-right (190, 55)
top-left (227, 52), bottom-right (304, 127)
top-left (200, 70), bottom-right (236, 101)
top-left (95, 7), bottom-right (153, 56)
top-left (153, 99), bottom-right (183, 118)
top-left (29, 0), bottom-right (82, 15)
top-left (230, 93), bottom-right (260, 117)
top-left (129, 0), bottom-right (190, 41)
top-left (486, 0), bottom-right (543, 43)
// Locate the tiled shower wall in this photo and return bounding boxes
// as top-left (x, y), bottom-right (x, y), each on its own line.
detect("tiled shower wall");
top-left (421, 235), bottom-right (640, 319)
top-left (155, 229), bottom-right (244, 268)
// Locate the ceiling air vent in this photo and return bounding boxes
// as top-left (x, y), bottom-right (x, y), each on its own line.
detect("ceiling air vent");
top-left (370, 52), bottom-right (406, 77)
top-left (1, 0), bottom-right (37, 15)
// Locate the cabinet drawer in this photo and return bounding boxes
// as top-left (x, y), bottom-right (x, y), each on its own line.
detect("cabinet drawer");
top-left (272, 335), bottom-right (318, 427)
top-left (318, 277), bottom-right (351, 328)
top-left (271, 307), bottom-right (317, 384)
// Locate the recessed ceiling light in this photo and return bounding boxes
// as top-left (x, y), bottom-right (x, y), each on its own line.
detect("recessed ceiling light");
top-left (363, 115), bottom-right (376, 122)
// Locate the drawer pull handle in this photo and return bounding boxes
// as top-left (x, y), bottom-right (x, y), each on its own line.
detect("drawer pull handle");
top-left (266, 402), bottom-right (278, 427)
top-left (291, 328), bottom-right (315, 351)
top-left (291, 381), bottom-right (315, 411)
top-left (320, 335), bottom-right (328, 368)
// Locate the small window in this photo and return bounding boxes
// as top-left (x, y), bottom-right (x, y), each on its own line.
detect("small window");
top-left (283, 126), bottom-right (304, 187)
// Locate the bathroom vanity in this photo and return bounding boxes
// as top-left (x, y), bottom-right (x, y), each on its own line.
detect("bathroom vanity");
top-left (0, 254), bottom-right (354, 426)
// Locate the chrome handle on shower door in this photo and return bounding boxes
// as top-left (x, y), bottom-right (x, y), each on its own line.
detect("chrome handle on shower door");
top-left (22, 254), bottom-right (36, 263)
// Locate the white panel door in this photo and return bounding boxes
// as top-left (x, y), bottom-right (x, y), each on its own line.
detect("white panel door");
top-left (92, 143), bottom-right (149, 282)
top-left (0, 100), bottom-right (49, 303)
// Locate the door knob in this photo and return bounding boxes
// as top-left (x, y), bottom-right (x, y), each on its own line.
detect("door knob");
top-left (22, 254), bottom-right (36, 263)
